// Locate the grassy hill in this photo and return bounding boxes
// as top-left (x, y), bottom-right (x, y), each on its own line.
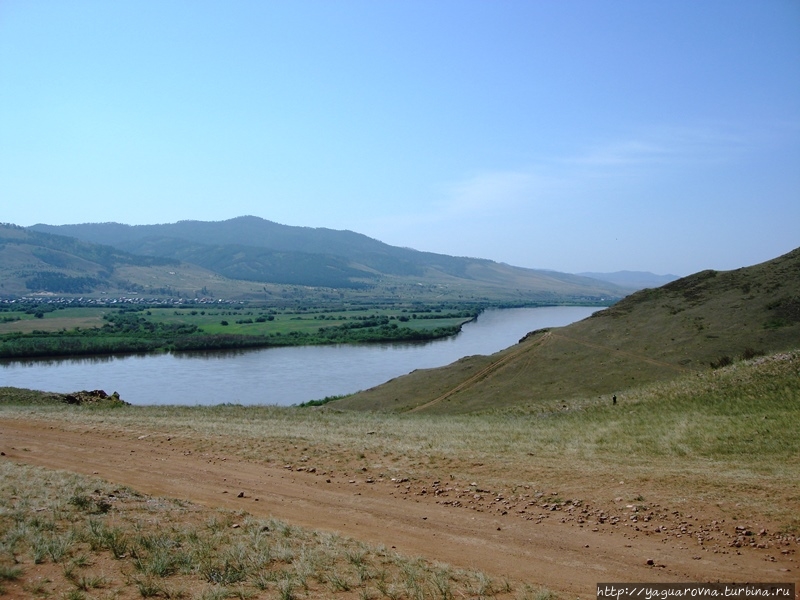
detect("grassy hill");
top-left (578, 270), bottom-right (680, 290)
top-left (336, 247), bottom-right (800, 413)
top-left (27, 217), bottom-right (626, 303)
top-left (0, 223), bottom-right (268, 299)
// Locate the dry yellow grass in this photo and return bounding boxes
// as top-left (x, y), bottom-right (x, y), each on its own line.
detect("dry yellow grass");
top-left (0, 460), bottom-right (548, 599)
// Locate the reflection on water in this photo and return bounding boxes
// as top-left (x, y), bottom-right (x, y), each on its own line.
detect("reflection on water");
top-left (1, 353), bottom-right (151, 368)
top-left (1, 306), bottom-right (599, 406)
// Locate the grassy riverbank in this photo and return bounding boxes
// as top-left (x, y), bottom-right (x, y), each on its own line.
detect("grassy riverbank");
top-left (1, 349), bottom-right (798, 597)
top-left (2, 349), bottom-right (799, 525)
top-left (0, 302), bottom-right (481, 359)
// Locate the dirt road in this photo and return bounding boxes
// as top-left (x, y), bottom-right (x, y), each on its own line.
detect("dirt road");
top-left (1, 416), bottom-right (796, 597)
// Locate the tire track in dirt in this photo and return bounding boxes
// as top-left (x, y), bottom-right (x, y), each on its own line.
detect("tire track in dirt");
top-left (2, 416), bottom-right (787, 597)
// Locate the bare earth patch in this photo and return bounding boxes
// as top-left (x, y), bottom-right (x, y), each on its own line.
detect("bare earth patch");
top-left (1, 415), bottom-right (797, 598)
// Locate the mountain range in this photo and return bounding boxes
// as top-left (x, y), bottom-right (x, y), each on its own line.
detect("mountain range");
top-left (1, 216), bottom-right (628, 303)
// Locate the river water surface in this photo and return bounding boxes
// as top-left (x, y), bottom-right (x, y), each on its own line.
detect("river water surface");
top-left (1, 306), bottom-right (599, 406)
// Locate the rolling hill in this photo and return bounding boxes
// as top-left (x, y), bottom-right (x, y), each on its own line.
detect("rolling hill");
top-left (24, 217), bottom-right (627, 303)
top-left (335, 246), bottom-right (800, 413)
top-left (578, 270), bottom-right (680, 290)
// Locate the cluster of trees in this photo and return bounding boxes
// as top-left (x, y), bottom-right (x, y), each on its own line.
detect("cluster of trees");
top-left (0, 301), bottom-right (477, 359)
top-left (101, 311), bottom-right (199, 336)
top-left (407, 309), bottom-right (478, 320)
top-left (315, 319), bottom-right (461, 343)
top-left (25, 272), bottom-right (105, 294)
top-left (0, 333), bottom-right (165, 358)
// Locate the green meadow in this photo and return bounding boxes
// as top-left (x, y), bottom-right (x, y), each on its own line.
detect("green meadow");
top-left (0, 302), bottom-right (479, 359)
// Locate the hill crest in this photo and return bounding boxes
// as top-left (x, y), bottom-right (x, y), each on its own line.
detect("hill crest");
top-left (25, 217), bottom-right (627, 302)
top-left (335, 246), bottom-right (800, 413)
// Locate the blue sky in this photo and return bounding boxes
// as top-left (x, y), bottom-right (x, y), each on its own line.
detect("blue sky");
top-left (1, 1), bottom-right (798, 275)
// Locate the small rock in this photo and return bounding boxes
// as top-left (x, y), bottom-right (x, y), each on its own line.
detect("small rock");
top-left (237, 491), bottom-right (245, 498)
top-left (646, 558), bottom-right (655, 565)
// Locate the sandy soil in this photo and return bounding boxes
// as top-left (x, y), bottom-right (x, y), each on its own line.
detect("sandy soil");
top-left (1, 416), bottom-right (797, 597)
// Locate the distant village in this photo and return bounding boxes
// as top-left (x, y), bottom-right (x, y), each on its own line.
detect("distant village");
top-left (1, 296), bottom-right (243, 307)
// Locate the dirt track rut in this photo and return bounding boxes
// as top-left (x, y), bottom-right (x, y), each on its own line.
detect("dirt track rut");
top-left (1, 417), bottom-right (793, 596)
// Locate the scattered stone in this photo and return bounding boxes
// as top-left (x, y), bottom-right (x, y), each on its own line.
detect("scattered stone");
top-left (646, 558), bottom-right (655, 565)
top-left (237, 491), bottom-right (245, 498)
top-left (63, 389), bottom-right (128, 406)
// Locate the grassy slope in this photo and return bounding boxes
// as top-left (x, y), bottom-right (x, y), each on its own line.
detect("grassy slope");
top-left (336, 247), bottom-right (800, 413)
top-left (2, 349), bottom-right (798, 526)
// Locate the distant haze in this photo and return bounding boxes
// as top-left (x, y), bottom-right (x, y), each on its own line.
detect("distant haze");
top-left (577, 271), bottom-right (680, 290)
top-left (1, 2), bottom-right (798, 276)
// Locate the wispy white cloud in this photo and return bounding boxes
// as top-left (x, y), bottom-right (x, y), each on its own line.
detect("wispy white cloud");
top-left (442, 170), bottom-right (542, 216)
top-left (567, 124), bottom-right (753, 171)
top-left (438, 124), bottom-right (762, 214)
top-left (364, 120), bottom-right (793, 255)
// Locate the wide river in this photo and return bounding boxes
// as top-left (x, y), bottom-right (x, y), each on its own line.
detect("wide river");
top-left (1, 306), bottom-right (599, 406)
